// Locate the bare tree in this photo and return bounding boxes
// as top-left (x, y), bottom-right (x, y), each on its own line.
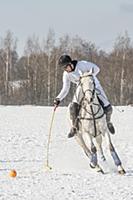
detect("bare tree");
top-left (45, 29), bottom-right (55, 105)
top-left (113, 32), bottom-right (131, 105)
top-left (0, 30), bottom-right (18, 103)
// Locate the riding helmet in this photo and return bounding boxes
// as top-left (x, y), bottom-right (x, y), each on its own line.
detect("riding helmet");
top-left (58, 55), bottom-right (72, 67)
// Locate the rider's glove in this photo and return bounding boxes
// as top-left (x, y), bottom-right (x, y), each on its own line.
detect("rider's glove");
top-left (53, 98), bottom-right (60, 107)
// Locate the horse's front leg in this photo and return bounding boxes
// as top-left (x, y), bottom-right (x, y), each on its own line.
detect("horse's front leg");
top-left (95, 134), bottom-right (106, 161)
top-left (81, 132), bottom-right (104, 174)
top-left (75, 134), bottom-right (92, 159)
top-left (89, 142), bottom-right (104, 174)
top-left (90, 144), bottom-right (97, 167)
top-left (105, 132), bottom-right (126, 174)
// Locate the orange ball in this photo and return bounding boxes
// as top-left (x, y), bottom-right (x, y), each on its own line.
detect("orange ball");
top-left (9, 170), bottom-right (17, 178)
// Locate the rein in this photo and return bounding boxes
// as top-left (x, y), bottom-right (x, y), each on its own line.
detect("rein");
top-left (78, 74), bottom-right (104, 137)
top-left (79, 76), bottom-right (104, 120)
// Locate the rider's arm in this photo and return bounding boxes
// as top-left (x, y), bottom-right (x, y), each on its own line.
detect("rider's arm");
top-left (90, 63), bottom-right (100, 76)
top-left (56, 72), bottom-right (71, 101)
top-left (78, 61), bottom-right (100, 76)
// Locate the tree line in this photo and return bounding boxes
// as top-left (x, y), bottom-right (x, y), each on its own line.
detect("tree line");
top-left (0, 30), bottom-right (132, 106)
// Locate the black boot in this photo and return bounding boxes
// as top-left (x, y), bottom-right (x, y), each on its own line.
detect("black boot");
top-left (104, 105), bottom-right (115, 134)
top-left (107, 122), bottom-right (115, 134)
top-left (68, 127), bottom-right (77, 138)
top-left (68, 102), bottom-right (80, 138)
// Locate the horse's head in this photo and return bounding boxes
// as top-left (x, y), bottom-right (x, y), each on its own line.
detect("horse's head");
top-left (80, 71), bottom-right (95, 103)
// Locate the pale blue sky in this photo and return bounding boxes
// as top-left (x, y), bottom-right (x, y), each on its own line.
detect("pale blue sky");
top-left (0, 0), bottom-right (133, 56)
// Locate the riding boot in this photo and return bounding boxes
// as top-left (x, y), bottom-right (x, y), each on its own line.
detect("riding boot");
top-left (68, 102), bottom-right (80, 138)
top-left (104, 105), bottom-right (115, 134)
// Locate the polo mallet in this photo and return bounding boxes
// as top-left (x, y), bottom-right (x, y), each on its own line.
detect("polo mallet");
top-left (45, 106), bottom-right (57, 171)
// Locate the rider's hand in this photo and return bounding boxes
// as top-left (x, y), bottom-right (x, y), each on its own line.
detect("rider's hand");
top-left (53, 98), bottom-right (60, 107)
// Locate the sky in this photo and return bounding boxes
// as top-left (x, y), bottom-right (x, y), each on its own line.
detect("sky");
top-left (0, 0), bottom-right (133, 56)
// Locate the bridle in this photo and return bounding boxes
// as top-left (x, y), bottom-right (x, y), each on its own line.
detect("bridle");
top-left (78, 74), bottom-right (104, 137)
top-left (79, 75), bottom-right (100, 113)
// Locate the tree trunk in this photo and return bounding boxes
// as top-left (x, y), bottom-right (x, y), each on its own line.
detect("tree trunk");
top-left (120, 53), bottom-right (125, 105)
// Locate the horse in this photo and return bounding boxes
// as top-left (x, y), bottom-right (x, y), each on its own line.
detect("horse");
top-left (68, 71), bottom-right (126, 174)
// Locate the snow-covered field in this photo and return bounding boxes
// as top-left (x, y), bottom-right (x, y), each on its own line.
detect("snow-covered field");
top-left (0, 105), bottom-right (133, 200)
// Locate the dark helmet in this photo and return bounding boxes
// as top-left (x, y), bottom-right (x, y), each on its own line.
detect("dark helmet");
top-left (58, 55), bottom-right (72, 67)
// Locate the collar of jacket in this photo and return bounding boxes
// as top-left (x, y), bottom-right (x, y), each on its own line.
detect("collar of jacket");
top-left (71, 60), bottom-right (78, 71)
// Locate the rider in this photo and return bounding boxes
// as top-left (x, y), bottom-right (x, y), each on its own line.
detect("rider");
top-left (54, 54), bottom-right (115, 138)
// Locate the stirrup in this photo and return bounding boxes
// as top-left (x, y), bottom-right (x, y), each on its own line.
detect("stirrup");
top-left (68, 127), bottom-right (77, 138)
top-left (107, 122), bottom-right (115, 134)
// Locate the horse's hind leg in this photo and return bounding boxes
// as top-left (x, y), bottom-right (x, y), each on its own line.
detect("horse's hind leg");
top-left (109, 142), bottom-right (126, 174)
top-left (105, 132), bottom-right (126, 174)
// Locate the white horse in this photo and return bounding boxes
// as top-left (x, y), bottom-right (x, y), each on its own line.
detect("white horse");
top-left (68, 71), bottom-right (126, 174)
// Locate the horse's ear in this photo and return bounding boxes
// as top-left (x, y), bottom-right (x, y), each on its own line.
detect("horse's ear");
top-left (88, 67), bottom-right (93, 75)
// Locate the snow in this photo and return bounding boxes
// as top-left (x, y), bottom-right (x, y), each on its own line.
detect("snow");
top-left (0, 105), bottom-right (133, 200)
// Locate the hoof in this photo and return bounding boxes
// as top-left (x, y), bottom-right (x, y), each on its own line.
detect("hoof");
top-left (118, 165), bottom-right (126, 175)
top-left (95, 165), bottom-right (104, 174)
top-left (90, 163), bottom-right (104, 174)
top-left (90, 163), bottom-right (96, 169)
top-left (118, 169), bottom-right (126, 175)
top-left (97, 168), bottom-right (104, 174)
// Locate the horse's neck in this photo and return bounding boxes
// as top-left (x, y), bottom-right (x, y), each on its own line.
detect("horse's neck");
top-left (80, 93), bottom-right (104, 118)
